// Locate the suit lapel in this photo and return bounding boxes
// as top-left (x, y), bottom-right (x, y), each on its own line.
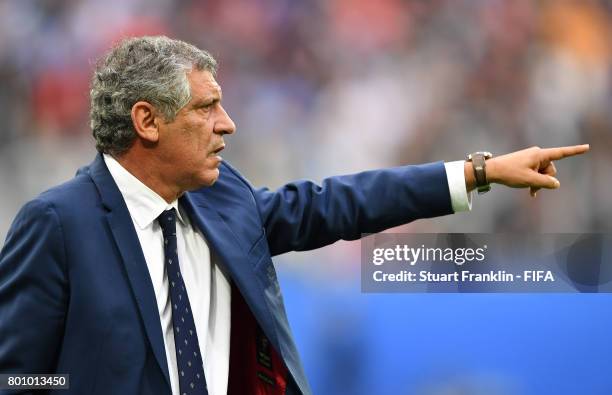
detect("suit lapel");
top-left (87, 154), bottom-right (171, 391)
top-left (180, 193), bottom-right (282, 355)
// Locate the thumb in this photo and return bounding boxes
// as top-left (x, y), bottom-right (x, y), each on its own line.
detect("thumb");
top-left (530, 173), bottom-right (560, 189)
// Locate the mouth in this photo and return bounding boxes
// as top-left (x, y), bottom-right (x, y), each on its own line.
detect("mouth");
top-left (210, 145), bottom-right (225, 156)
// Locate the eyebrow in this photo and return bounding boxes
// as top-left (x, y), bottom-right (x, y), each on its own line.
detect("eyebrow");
top-left (193, 95), bottom-right (221, 108)
top-left (193, 88), bottom-right (223, 108)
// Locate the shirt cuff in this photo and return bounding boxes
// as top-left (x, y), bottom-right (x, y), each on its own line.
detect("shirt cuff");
top-left (444, 160), bottom-right (472, 212)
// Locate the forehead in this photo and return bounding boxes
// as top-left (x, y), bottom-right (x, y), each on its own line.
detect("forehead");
top-left (187, 69), bottom-right (221, 100)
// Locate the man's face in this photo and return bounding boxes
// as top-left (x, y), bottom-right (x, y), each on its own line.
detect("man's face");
top-left (156, 70), bottom-right (235, 191)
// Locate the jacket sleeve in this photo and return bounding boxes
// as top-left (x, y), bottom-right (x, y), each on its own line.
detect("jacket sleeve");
top-left (252, 161), bottom-right (454, 256)
top-left (0, 198), bottom-right (69, 384)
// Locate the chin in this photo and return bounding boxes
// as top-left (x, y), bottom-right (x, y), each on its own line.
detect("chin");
top-left (199, 168), bottom-right (220, 187)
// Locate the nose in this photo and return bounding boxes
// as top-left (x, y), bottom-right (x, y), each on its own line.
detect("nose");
top-left (215, 105), bottom-right (236, 135)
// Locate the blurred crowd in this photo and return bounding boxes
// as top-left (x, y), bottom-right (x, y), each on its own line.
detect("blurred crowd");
top-left (1, 1), bottom-right (611, 394)
top-left (0, 0), bottom-right (610, 239)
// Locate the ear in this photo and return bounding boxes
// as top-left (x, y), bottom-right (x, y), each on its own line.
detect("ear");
top-left (131, 101), bottom-right (160, 143)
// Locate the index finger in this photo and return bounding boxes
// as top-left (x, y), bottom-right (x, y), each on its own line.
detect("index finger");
top-left (540, 144), bottom-right (590, 161)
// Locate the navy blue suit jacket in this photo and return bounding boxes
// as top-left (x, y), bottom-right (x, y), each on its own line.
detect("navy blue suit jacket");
top-left (0, 154), bottom-right (453, 394)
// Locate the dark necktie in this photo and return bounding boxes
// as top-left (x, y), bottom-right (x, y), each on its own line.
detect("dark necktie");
top-left (158, 208), bottom-right (208, 395)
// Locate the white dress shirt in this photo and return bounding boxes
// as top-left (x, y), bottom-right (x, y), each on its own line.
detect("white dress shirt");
top-left (445, 160), bottom-right (472, 212)
top-left (104, 154), bottom-right (232, 395)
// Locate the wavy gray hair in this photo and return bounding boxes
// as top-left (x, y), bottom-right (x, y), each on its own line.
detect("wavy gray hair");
top-left (90, 36), bottom-right (218, 156)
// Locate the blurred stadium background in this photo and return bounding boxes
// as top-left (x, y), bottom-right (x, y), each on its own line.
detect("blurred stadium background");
top-left (0, 1), bottom-right (611, 394)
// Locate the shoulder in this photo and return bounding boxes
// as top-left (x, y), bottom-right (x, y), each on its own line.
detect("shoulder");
top-left (36, 170), bottom-right (99, 213)
top-left (219, 161), bottom-right (254, 190)
top-left (189, 160), bottom-right (257, 203)
top-left (188, 160), bottom-right (262, 216)
top-left (13, 169), bottom-right (101, 232)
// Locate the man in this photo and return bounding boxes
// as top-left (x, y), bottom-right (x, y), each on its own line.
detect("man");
top-left (0, 36), bottom-right (588, 395)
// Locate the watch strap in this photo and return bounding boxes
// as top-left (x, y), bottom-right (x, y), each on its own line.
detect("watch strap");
top-left (467, 152), bottom-right (492, 194)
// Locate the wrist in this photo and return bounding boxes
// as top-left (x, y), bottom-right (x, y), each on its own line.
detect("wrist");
top-left (464, 161), bottom-right (477, 192)
top-left (485, 157), bottom-right (499, 184)
top-left (465, 151), bottom-right (493, 194)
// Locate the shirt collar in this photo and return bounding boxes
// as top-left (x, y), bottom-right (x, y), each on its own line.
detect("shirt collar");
top-left (103, 154), bottom-right (187, 229)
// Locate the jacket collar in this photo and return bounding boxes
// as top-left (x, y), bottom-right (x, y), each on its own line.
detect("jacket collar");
top-left (86, 153), bottom-right (172, 391)
top-left (102, 153), bottom-right (186, 229)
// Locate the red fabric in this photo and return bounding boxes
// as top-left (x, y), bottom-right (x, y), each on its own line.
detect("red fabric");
top-left (227, 284), bottom-right (288, 395)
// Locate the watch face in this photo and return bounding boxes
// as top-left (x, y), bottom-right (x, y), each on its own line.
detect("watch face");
top-left (467, 151), bottom-right (493, 160)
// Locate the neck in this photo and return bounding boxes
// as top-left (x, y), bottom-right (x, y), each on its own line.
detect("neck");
top-left (113, 152), bottom-right (181, 204)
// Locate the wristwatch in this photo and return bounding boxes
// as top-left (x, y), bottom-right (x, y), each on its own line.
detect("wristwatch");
top-left (466, 151), bottom-right (493, 194)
